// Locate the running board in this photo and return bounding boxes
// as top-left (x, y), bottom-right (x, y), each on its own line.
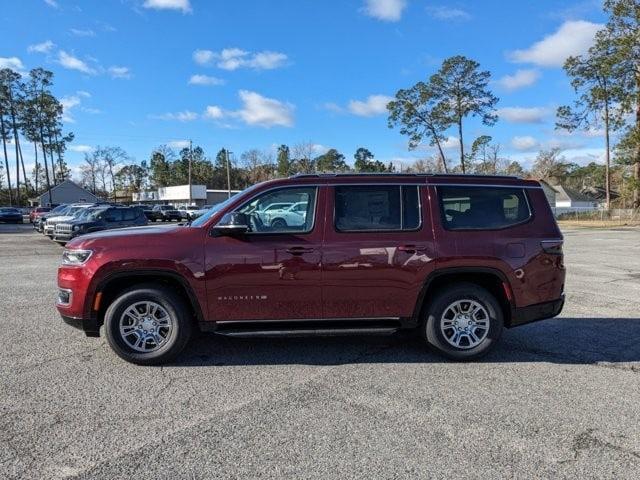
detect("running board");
top-left (215, 327), bottom-right (399, 338)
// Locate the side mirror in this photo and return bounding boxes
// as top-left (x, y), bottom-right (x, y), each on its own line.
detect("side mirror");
top-left (211, 212), bottom-right (250, 237)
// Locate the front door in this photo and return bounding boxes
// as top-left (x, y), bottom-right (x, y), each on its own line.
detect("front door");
top-left (204, 185), bottom-right (325, 321)
top-left (322, 183), bottom-right (436, 320)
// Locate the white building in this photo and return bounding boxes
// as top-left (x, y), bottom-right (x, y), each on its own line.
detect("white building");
top-left (132, 185), bottom-right (240, 207)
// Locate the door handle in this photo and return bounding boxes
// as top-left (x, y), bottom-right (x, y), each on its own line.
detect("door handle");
top-left (398, 245), bottom-right (426, 254)
top-left (286, 246), bottom-right (315, 255)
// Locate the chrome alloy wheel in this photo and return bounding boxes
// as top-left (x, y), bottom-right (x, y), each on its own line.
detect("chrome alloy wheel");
top-left (440, 299), bottom-right (490, 349)
top-left (119, 301), bottom-right (173, 352)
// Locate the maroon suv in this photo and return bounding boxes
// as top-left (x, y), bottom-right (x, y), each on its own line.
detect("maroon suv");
top-left (57, 174), bottom-right (565, 365)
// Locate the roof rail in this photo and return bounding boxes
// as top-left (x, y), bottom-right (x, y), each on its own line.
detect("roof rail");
top-left (290, 172), bottom-right (520, 179)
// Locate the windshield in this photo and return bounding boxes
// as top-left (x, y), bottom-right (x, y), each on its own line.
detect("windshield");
top-left (190, 192), bottom-right (247, 227)
top-left (87, 208), bottom-right (108, 220)
top-left (78, 208), bottom-right (105, 220)
top-left (50, 205), bottom-right (67, 214)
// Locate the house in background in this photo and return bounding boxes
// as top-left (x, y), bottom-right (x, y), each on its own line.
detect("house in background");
top-left (33, 180), bottom-right (99, 206)
top-left (553, 185), bottom-right (599, 210)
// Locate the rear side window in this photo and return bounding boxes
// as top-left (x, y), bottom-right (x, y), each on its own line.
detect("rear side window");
top-left (123, 208), bottom-right (138, 221)
top-left (438, 186), bottom-right (531, 230)
top-left (106, 209), bottom-right (124, 222)
top-left (335, 185), bottom-right (421, 232)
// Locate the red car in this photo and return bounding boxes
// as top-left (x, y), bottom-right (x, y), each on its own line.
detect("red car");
top-left (57, 174), bottom-right (565, 365)
top-left (29, 206), bottom-right (51, 223)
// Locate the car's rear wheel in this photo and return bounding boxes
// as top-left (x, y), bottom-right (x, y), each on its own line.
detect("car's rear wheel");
top-left (104, 285), bottom-right (193, 365)
top-left (422, 283), bottom-right (503, 360)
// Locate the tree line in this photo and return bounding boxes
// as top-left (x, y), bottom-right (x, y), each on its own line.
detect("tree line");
top-left (0, 68), bottom-right (72, 206)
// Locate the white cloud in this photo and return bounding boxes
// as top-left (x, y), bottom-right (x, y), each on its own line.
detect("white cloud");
top-left (496, 69), bottom-right (541, 91)
top-left (497, 106), bottom-right (549, 123)
top-left (108, 66), bottom-right (132, 79)
top-left (362, 0), bottom-right (406, 21)
top-left (142, 0), bottom-right (191, 13)
top-left (0, 57), bottom-right (26, 73)
top-left (167, 140), bottom-right (190, 149)
top-left (442, 136), bottom-right (459, 149)
top-left (203, 105), bottom-right (224, 119)
top-left (511, 136), bottom-right (539, 151)
top-left (69, 145), bottom-right (93, 153)
top-left (27, 40), bottom-right (55, 54)
top-left (193, 49), bottom-right (215, 65)
top-left (508, 20), bottom-right (602, 67)
top-left (57, 50), bottom-right (96, 75)
top-left (60, 94), bottom-right (84, 122)
top-left (235, 90), bottom-right (294, 128)
top-left (193, 48), bottom-right (288, 70)
top-left (347, 94), bottom-right (393, 117)
top-left (188, 74), bottom-right (224, 86)
top-left (44, 0), bottom-right (58, 8)
top-left (426, 6), bottom-right (470, 21)
top-left (150, 111), bottom-right (199, 122)
top-left (70, 28), bottom-right (96, 37)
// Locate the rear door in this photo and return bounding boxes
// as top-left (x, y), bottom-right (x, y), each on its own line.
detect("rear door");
top-left (322, 182), bottom-right (436, 320)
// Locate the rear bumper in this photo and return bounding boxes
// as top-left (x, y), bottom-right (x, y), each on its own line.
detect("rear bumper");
top-left (510, 295), bottom-right (564, 327)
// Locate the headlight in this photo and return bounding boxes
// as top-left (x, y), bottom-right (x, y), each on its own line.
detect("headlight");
top-left (73, 225), bottom-right (80, 231)
top-left (62, 249), bottom-right (93, 265)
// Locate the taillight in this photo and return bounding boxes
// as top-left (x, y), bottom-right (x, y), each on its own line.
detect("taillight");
top-left (541, 240), bottom-right (563, 255)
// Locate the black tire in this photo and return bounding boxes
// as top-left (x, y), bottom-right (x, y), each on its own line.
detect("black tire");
top-left (421, 283), bottom-right (503, 361)
top-left (270, 218), bottom-right (287, 229)
top-left (104, 285), bottom-right (193, 365)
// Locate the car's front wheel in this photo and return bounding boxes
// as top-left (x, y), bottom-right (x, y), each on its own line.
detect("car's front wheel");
top-left (104, 285), bottom-right (193, 365)
top-left (422, 283), bottom-right (503, 360)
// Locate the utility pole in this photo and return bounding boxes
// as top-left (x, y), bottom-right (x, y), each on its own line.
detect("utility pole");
top-left (188, 140), bottom-right (193, 205)
top-left (225, 149), bottom-right (232, 199)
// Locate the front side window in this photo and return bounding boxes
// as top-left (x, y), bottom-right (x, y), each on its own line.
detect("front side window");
top-left (438, 186), bottom-right (531, 230)
top-left (237, 187), bottom-right (317, 234)
top-left (334, 185), bottom-right (421, 232)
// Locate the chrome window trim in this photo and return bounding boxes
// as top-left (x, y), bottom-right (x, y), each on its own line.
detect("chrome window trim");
top-left (436, 185), bottom-right (535, 231)
top-left (231, 185), bottom-right (320, 236)
top-left (333, 184), bottom-right (423, 233)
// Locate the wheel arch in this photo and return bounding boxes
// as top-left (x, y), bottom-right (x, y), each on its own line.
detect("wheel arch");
top-left (412, 267), bottom-right (514, 327)
top-left (91, 269), bottom-right (205, 334)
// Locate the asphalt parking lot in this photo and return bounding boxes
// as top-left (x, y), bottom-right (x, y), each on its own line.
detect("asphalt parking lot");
top-left (1, 224), bottom-right (639, 479)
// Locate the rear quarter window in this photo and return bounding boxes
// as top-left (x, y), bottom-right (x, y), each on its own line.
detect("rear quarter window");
top-left (438, 186), bottom-right (531, 230)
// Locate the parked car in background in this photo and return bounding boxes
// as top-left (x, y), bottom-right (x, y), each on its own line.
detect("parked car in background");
top-left (57, 173), bottom-right (565, 365)
top-left (178, 205), bottom-right (200, 220)
top-left (265, 201), bottom-right (309, 228)
top-left (34, 204), bottom-right (68, 232)
top-left (29, 207), bottom-right (51, 223)
top-left (43, 204), bottom-right (95, 237)
top-left (0, 207), bottom-right (24, 223)
top-left (53, 206), bottom-right (148, 244)
top-left (254, 202), bottom-right (293, 224)
top-left (138, 205), bottom-right (160, 222)
top-left (152, 204), bottom-right (181, 222)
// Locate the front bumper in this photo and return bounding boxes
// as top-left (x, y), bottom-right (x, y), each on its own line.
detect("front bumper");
top-left (510, 295), bottom-right (565, 327)
top-left (60, 314), bottom-right (101, 337)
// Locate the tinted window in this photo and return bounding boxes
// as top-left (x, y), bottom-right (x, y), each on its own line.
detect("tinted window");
top-left (237, 187), bottom-right (317, 234)
top-left (105, 209), bottom-right (124, 222)
top-left (335, 185), bottom-right (421, 232)
top-left (123, 208), bottom-right (138, 221)
top-left (438, 186), bottom-right (531, 230)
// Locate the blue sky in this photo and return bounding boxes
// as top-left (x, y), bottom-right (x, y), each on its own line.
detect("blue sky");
top-left (2, 0), bottom-right (609, 175)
